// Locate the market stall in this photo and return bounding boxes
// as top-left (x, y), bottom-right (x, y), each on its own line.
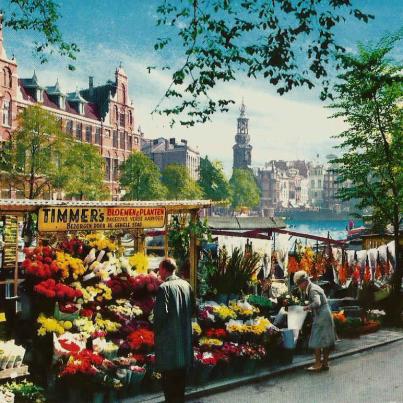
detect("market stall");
top-left (0, 199), bottom-right (212, 401)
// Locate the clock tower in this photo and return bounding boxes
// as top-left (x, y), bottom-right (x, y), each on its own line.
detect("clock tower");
top-left (233, 100), bottom-right (252, 169)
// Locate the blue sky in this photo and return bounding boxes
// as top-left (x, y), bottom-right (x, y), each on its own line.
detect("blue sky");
top-left (3, 0), bottom-right (402, 174)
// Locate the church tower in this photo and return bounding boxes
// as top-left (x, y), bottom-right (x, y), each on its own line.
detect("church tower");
top-left (233, 99), bottom-right (252, 169)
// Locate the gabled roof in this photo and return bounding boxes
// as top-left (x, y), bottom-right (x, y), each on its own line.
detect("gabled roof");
top-left (46, 79), bottom-right (66, 96)
top-left (67, 89), bottom-right (87, 104)
top-left (21, 71), bottom-right (44, 90)
top-left (19, 79), bottom-right (101, 121)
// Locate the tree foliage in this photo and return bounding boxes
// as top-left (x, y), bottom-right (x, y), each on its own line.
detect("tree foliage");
top-left (119, 152), bottom-right (167, 201)
top-left (61, 142), bottom-right (109, 200)
top-left (2, 105), bottom-right (70, 199)
top-left (151, 0), bottom-right (374, 126)
top-left (198, 156), bottom-right (230, 201)
top-left (0, 1), bottom-right (78, 69)
top-left (161, 163), bottom-right (203, 200)
top-left (229, 168), bottom-right (260, 210)
top-left (329, 34), bottom-right (403, 308)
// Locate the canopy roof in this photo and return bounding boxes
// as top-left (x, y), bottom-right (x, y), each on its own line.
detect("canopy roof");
top-left (0, 199), bottom-right (212, 214)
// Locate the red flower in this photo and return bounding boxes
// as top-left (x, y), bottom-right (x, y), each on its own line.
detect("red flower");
top-left (206, 328), bottom-right (227, 339)
top-left (128, 329), bottom-right (154, 351)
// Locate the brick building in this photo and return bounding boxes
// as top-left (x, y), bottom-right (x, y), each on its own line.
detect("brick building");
top-left (0, 17), bottom-right (141, 200)
top-left (141, 137), bottom-right (200, 180)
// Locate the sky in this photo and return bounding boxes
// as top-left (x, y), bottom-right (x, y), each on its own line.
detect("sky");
top-left (3, 0), bottom-right (402, 175)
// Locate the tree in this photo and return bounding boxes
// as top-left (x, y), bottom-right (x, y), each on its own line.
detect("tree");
top-left (198, 156), bottom-right (230, 201)
top-left (161, 164), bottom-right (203, 200)
top-left (3, 105), bottom-right (70, 200)
top-left (0, 2), bottom-right (78, 69)
top-left (5, 1), bottom-right (373, 123)
top-left (61, 142), bottom-right (109, 200)
top-left (229, 168), bottom-right (260, 211)
top-left (151, 1), bottom-right (374, 126)
top-left (329, 34), bottom-right (403, 321)
top-left (119, 152), bottom-right (167, 200)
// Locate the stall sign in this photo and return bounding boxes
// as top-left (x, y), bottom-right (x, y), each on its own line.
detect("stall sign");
top-left (38, 207), bottom-right (166, 232)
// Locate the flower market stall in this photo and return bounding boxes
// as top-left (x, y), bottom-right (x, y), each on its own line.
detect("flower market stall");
top-left (0, 199), bottom-right (212, 401)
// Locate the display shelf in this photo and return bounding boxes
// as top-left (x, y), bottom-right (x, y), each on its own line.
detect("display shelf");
top-left (0, 365), bottom-right (29, 380)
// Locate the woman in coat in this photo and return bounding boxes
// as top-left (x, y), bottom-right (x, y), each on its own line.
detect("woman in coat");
top-left (294, 270), bottom-right (336, 372)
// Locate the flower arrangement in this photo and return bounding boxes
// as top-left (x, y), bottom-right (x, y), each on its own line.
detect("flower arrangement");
top-left (59, 238), bottom-right (88, 258)
top-left (108, 299), bottom-right (143, 320)
top-left (60, 349), bottom-right (104, 377)
top-left (199, 337), bottom-right (223, 348)
top-left (193, 349), bottom-right (218, 366)
top-left (22, 247), bottom-right (59, 279)
top-left (127, 329), bottom-right (155, 351)
top-left (94, 314), bottom-right (121, 333)
top-left (192, 322), bottom-right (202, 337)
top-left (56, 251), bottom-right (86, 280)
top-left (229, 300), bottom-right (259, 317)
top-left (212, 305), bottom-right (237, 321)
top-left (128, 253), bottom-right (149, 274)
top-left (73, 317), bottom-right (97, 339)
top-left (34, 279), bottom-right (82, 301)
top-left (205, 328), bottom-right (227, 339)
top-left (37, 314), bottom-right (72, 336)
top-left (86, 233), bottom-right (118, 252)
top-left (3, 380), bottom-right (46, 403)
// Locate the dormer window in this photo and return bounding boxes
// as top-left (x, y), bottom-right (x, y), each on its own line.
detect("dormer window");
top-left (36, 89), bottom-right (43, 102)
top-left (59, 96), bottom-right (66, 110)
top-left (67, 88), bottom-right (87, 115)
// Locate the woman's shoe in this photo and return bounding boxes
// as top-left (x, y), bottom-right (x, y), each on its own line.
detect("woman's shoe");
top-left (306, 366), bottom-right (322, 372)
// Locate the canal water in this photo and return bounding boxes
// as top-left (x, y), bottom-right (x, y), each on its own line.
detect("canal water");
top-left (285, 219), bottom-right (352, 241)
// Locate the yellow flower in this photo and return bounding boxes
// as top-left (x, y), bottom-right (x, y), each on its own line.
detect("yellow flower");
top-left (56, 251), bottom-right (86, 280)
top-left (212, 305), bottom-right (237, 321)
top-left (192, 322), bottom-right (202, 336)
top-left (37, 314), bottom-right (66, 336)
top-left (129, 253), bottom-right (149, 274)
top-left (95, 314), bottom-right (121, 333)
top-left (86, 233), bottom-right (118, 252)
top-left (199, 337), bottom-right (223, 347)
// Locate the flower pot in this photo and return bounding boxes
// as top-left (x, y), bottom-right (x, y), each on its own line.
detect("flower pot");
top-left (191, 365), bottom-right (214, 385)
top-left (242, 359), bottom-right (258, 375)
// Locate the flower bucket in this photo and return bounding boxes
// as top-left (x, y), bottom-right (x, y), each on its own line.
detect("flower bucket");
top-left (191, 365), bottom-right (214, 385)
top-left (242, 359), bottom-right (258, 375)
top-left (281, 329), bottom-right (296, 349)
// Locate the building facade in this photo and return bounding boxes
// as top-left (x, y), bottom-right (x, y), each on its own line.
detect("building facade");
top-left (233, 100), bottom-right (252, 169)
top-left (257, 160), bottom-right (310, 212)
top-left (0, 18), bottom-right (141, 200)
top-left (307, 162), bottom-right (325, 207)
top-left (141, 137), bottom-right (200, 180)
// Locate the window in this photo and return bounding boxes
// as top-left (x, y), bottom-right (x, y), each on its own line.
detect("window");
top-left (2, 100), bottom-right (10, 126)
top-left (105, 158), bottom-right (111, 181)
top-left (3, 67), bottom-right (12, 88)
top-left (128, 110), bottom-right (132, 125)
top-left (318, 179), bottom-right (322, 188)
top-left (66, 120), bottom-right (73, 135)
top-left (76, 122), bottom-right (82, 141)
top-left (85, 126), bottom-right (92, 143)
top-left (113, 159), bottom-right (119, 181)
top-left (112, 130), bottom-right (118, 148)
top-left (127, 135), bottom-right (132, 150)
top-left (134, 136), bottom-right (139, 145)
top-left (114, 105), bottom-right (118, 122)
top-left (311, 179), bottom-right (315, 187)
top-left (95, 127), bottom-right (101, 145)
top-left (121, 84), bottom-right (126, 104)
top-left (119, 112), bottom-right (125, 127)
top-left (120, 132), bottom-right (125, 149)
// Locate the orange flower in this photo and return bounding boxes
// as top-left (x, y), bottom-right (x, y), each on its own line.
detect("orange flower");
top-left (287, 256), bottom-right (299, 273)
top-left (338, 264), bottom-right (347, 285)
top-left (375, 263), bottom-right (382, 280)
top-left (364, 264), bottom-right (371, 283)
top-left (333, 311), bottom-right (347, 323)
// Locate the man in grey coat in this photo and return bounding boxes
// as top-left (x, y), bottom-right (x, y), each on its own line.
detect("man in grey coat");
top-left (154, 258), bottom-right (194, 403)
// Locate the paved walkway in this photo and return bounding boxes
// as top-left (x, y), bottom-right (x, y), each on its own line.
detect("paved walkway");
top-left (130, 329), bottom-right (403, 403)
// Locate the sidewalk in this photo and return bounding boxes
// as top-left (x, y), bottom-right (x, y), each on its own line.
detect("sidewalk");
top-left (130, 329), bottom-right (403, 403)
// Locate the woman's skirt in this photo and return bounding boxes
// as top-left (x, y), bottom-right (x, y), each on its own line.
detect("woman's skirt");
top-left (309, 305), bottom-right (336, 349)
